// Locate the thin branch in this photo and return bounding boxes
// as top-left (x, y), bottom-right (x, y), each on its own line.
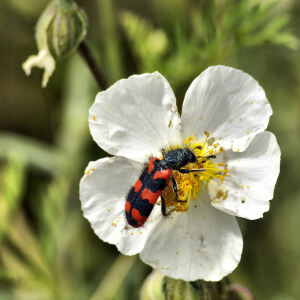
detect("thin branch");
top-left (78, 40), bottom-right (108, 90)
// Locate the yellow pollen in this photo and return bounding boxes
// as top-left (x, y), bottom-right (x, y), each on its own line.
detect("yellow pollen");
top-left (184, 135), bottom-right (194, 144)
top-left (162, 135), bottom-right (229, 213)
top-left (216, 175), bottom-right (224, 181)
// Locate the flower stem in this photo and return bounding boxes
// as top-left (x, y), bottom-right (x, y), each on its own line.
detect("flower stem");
top-left (78, 40), bottom-right (108, 90)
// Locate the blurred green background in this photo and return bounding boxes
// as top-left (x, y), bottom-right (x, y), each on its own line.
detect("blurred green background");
top-left (0, 0), bottom-right (300, 299)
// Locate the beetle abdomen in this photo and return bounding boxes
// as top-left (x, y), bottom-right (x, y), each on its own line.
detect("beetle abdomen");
top-left (125, 158), bottom-right (171, 227)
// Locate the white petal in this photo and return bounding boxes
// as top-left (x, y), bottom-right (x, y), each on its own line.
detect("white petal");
top-left (181, 66), bottom-right (272, 152)
top-left (22, 49), bottom-right (56, 88)
top-left (209, 131), bottom-right (280, 220)
top-left (80, 156), bottom-right (162, 255)
top-left (140, 190), bottom-right (242, 281)
top-left (89, 72), bottom-right (182, 163)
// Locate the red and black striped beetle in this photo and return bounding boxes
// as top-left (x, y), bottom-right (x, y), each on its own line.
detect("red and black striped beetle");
top-left (125, 147), bottom-right (207, 228)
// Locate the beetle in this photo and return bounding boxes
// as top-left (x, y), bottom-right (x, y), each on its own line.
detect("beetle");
top-left (125, 147), bottom-right (214, 228)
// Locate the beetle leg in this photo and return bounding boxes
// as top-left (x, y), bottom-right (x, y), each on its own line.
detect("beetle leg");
top-left (178, 168), bottom-right (205, 174)
top-left (171, 176), bottom-right (188, 203)
top-left (161, 195), bottom-right (176, 216)
top-left (171, 176), bottom-right (178, 201)
top-left (161, 194), bottom-right (167, 216)
top-left (194, 145), bottom-right (202, 150)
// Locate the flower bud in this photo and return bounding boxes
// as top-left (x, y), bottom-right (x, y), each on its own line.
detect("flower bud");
top-left (141, 271), bottom-right (221, 300)
top-left (163, 277), bottom-right (201, 300)
top-left (22, 0), bottom-right (88, 87)
top-left (140, 271), bottom-right (165, 300)
top-left (47, 1), bottom-right (87, 59)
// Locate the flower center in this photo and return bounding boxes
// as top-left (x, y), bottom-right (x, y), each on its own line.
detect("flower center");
top-left (162, 133), bottom-right (229, 212)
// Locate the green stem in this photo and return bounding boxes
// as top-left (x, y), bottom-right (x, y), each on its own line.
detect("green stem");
top-left (97, 0), bottom-right (123, 82)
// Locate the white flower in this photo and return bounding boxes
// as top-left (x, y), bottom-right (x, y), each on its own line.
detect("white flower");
top-left (80, 66), bottom-right (280, 281)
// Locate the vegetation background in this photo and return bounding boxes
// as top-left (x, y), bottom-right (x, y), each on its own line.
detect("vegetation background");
top-left (0, 0), bottom-right (300, 299)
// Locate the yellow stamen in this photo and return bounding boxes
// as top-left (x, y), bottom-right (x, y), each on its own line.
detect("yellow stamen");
top-left (162, 134), bottom-right (230, 213)
top-left (216, 175), bottom-right (224, 181)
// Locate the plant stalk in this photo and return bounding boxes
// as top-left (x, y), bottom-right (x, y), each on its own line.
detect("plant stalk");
top-left (78, 40), bottom-right (108, 90)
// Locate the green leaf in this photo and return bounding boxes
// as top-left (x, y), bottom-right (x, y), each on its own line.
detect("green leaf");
top-left (0, 157), bottom-right (26, 237)
top-left (0, 133), bottom-right (65, 174)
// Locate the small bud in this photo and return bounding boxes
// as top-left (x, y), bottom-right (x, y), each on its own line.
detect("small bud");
top-left (163, 277), bottom-right (200, 300)
top-left (22, 0), bottom-right (88, 87)
top-left (47, 1), bottom-right (87, 59)
top-left (141, 271), bottom-right (212, 300)
top-left (140, 271), bottom-right (165, 300)
top-left (141, 272), bottom-right (254, 300)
